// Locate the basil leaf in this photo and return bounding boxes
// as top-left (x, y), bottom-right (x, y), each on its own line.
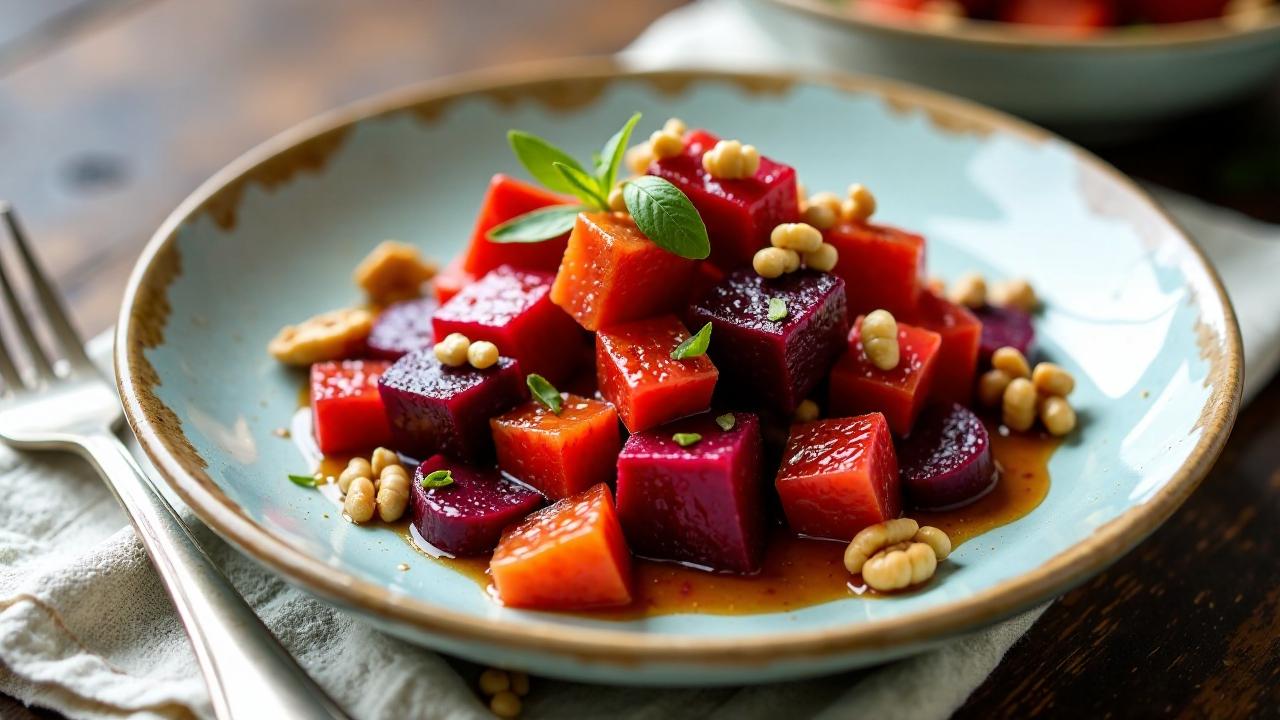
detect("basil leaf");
top-left (527, 373), bottom-right (563, 414)
top-left (508, 130), bottom-right (589, 196)
top-left (597, 112), bottom-right (642, 192)
top-left (421, 469), bottom-right (454, 489)
top-left (767, 297), bottom-right (788, 322)
top-left (715, 413), bottom-right (736, 431)
top-left (486, 205), bottom-right (583, 243)
top-left (671, 322), bottom-right (712, 360)
top-left (672, 432), bottom-right (702, 447)
top-left (553, 162), bottom-right (607, 208)
top-left (623, 176), bottom-right (710, 260)
top-left (288, 473), bottom-right (319, 488)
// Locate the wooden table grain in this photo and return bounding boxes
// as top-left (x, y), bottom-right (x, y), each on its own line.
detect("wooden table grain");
top-left (1, 1), bottom-right (1277, 718)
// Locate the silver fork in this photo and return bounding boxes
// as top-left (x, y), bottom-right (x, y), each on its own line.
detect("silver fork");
top-left (0, 204), bottom-right (350, 720)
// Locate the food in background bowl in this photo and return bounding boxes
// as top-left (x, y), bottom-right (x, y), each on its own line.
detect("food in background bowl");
top-left (857, 0), bottom-right (1272, 35)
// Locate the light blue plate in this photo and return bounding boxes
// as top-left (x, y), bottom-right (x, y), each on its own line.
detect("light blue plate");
top-left (116, 63), bottom-right (1242, 685)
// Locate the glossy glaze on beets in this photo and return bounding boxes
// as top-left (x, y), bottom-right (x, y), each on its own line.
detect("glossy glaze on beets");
top-left (829, 317), bottom-right (942, 436)
top-left (409, 455), bottom-right (543, 556)
top-left (367, 297), bottom-right (438, 360)
top-left (974, 304), bottom-right (1036, 365)
top-left (897, 403), bottom-right (997, 510)
top-left (490, 394), bottom-right (621, 500)
top-left (596, 315), bottom-right (718, 433)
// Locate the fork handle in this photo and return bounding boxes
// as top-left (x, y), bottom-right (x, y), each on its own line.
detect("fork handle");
top-left (77, 432), bottom-right (350, 720)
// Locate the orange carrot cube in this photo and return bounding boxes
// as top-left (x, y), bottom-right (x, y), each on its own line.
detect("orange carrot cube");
top-left (596, 315), bottom-right (718, 433)
top-left (491, 394), bottom-right (621, 500)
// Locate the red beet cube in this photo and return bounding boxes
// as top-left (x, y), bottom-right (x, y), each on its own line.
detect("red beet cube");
top-left (491, 394), bottom-right (621, 500)
top-left (433, 266), bottom-right (589, 385)
top-left (1001, 0), bottom-right (1116, 34)
top-left (775, 414), bottom-right (901, 541)
top-left (433, 256), bottom-right (474, 305)
top-left (907, 290), bottom-right (982, 405)
top-left (616, 412), bottom-right (765, 573)
top-left (377, 349), bottom-right (524, 461)
top-left (368, 297), bottom-right (438, 360)
top-left (829, 317), bottom-right (942, 436)
top-left (824, 221), bottom-right (926, 319)
top-left (409, 455), bottom-right (543, 556)
top-left (650, 129), bottom-right (800, 269)
top-left (310, 360), bottom-right (393, 455)
top-left (491, 484), bottom-right (633, 610)
top-left (596, 315), bottom-right (719, 433)
top-left (687, 269), bottom-right (848, 415)
top-left (550, 212), bottom-right (698, 331)
top-left (974, 304), bottom-right (1036, 366)
top-left (462, 174), bottom-right (575, 276)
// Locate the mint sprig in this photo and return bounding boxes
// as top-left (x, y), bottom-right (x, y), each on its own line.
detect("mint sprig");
top-left (671, 322), bottom-right (712, 360)
top-left (491, 113), bottom-right (709, 260)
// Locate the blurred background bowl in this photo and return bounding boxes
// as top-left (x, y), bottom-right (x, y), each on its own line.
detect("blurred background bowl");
top-left (738, 0), bottom-right (1280, 127)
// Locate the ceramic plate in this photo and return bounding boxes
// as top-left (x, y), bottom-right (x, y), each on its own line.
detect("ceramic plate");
top-left (115, 62), bottom-right (1242, 685)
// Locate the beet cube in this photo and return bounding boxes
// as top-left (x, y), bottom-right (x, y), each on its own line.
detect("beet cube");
top-left (616, 412), bottom-right (765, 573)
top-left (377, 349), bottom-right (524, 461)
top-left (974, 304), bottom-right (1036, 365)
top-left (687, 269), bottom-right (848, 415)
top-left (550, 212), bottom-right (698, 331)
top-left (824, 221), bottom-right (926, 319)
top-left (310, 360), bottom-right (393, 455)
top-left (906, 290), bottom-right (982, 405)
top-left (775, 414), bottom-right (901, 541)
top-left (491, 394), bottom-right (621, 500)
top-left (433, 266), bottom-right (589, 384)
top-left (650, 129), bottom-right (800, 269)
top-left (897, 403), bottom-right (996, 510)
top-left (596, 315), bottom-right (719, 433)
top-left (409, 455), bottom-right (543, 556)
top-left (462, 174), bottom-right (575, 276)
top-left (368, 297), bottom-right (438, 360)
top-left (829, 316), bottom-right (942, 436)
top-left (491, 484), bottom-right (633, 610)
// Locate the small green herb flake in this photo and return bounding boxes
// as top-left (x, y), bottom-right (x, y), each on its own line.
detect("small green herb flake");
top-left (767, 297), bottom-right (788, 322)
top-left (527, 373), bottom-right (563, 414)
top-left (672, 432), bottom-right (703, 447)
top-left (671, 322), bottom-right (712, 360)
top-left (715, 413), bottom-right (736, 431)
top-left (288, 473), bottom-right (319, 488)
top-left (421, 469), bottom-right (454, 489)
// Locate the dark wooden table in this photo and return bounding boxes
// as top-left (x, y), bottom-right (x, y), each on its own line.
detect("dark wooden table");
top-left (2, 1), bottom-right (1276, 717)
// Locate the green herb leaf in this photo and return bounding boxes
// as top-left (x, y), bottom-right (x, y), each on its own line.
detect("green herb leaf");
top-left (508, 130), bottom-right (591, 196)
top-left (596, 112), bottom-right (642, 193)
top-left (553, 162), bottom-right (608, 208)
top-left (288, 473), bottom-right (319, 488)
top-left (421, 469), bottom-right (454, 489)
top-left (715, 413), bottom-right (736, 431)
top-left (527, 373), bottom-right (563, 414)
top-left (672, 432), bottom-right (703, 447)
top-left (486, 204), bottom-right (584, 243)
top-left (623, 176), bottom-right (710, 260)
top-left (671, 322), bottom-right (712, 360)
top-left (767, 297), bottom-right (788, 322)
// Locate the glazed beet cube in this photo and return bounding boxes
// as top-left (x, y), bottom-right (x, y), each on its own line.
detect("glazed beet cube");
top-left (688, 269), bottom-right (848, 415)
top-left (974, 304), bottom-right (1035, 365)
top-left (775, 414), bottom-right (901, 541)
top-left (409, 455), bottom-right (543, 556)
top-left (310, 360), bottom-right (393, 454)
top-left (650, 129), bottom-right (800, 268)
top-left (433, 256), bottom-right (474, 305)
top-left (616, 413), bottom-right (765, 573)
top-left (907, 290), bottom-right (982, 405)
top-left (897, 403), bottom-right (996, 510)
top-left (368, 297), bottom-right (438, 360)
top-left (491, 483), bottom-right (633, 610)
top-left (824, 222), bottom-right (926, 318)
top-left (596, 315), bottom-right (719, 433)
top-left (462, 174), bottom-right (574, 275)
top-left (377, 349), bottom-right (524, 461)
top-left (433, 266), bottom-right (589, 384)
top-left (829, 316), bottom-right (942, 436)
top-left (491, 394), bottom-right (621, 500)
top-left (550, 212), bottom-right (698, 331)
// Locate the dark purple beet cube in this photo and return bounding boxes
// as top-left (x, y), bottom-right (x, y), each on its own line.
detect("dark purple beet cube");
top-left (650, 129), bottom-right (801, 269)
top-left (974, 304), bottom-right (1035, 365)
top-left (410, 455), bottom-right (543, 556)
top-left (377, 348), bottom-right (524, 462)
top-left (897, 403), bottom-right (996, 510)
top-left (688, 269), bottom-right (848, 415)
top-left (615, 412), bottom-right (765, 574)
top-left (368, 297), bottom-right (438, 360)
